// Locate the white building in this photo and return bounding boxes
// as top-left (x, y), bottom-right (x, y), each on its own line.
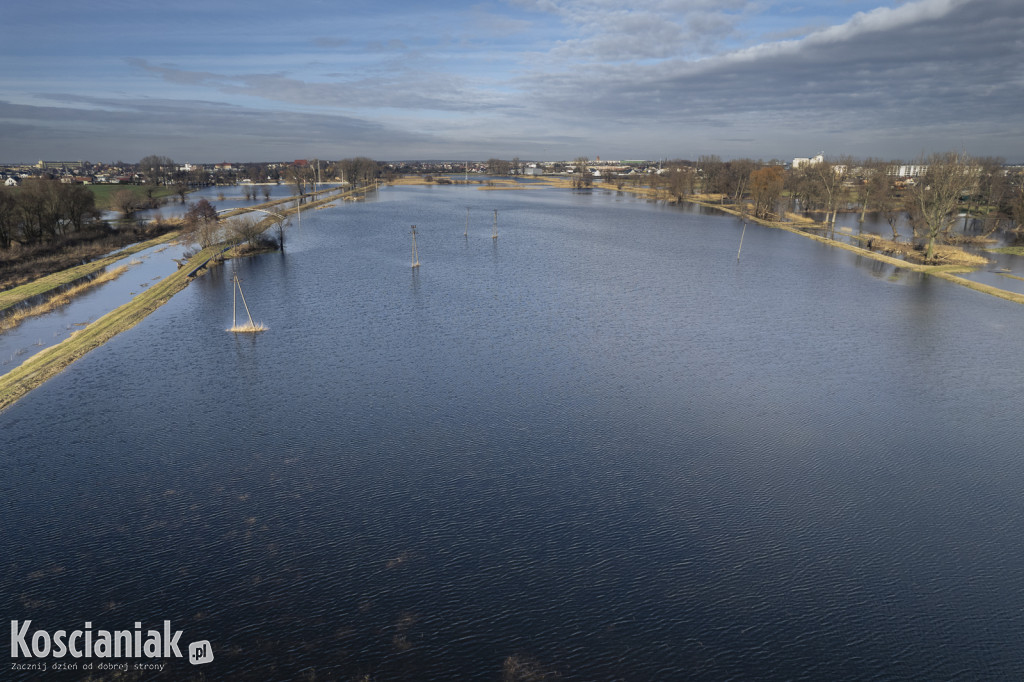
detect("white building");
top-left (792, 153), bottom-right (825, 169)
top-left (892, 164), bottom-right (928, 178)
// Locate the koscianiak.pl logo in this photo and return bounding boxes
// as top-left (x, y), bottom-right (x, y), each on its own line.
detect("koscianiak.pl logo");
top-left (10, 620), bottom-right (213, 674)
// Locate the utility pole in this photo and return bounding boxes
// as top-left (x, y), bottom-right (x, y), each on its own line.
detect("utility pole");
top-left (411, 225), bottom-right (420, 268)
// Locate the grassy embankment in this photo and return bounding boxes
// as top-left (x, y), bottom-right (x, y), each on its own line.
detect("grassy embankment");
top-left (0, 185), bottom-right (364, 412)
top-left (0, 231), bottom-right (179, 313)
top-left (1, 264), bottom-right (130, 332)
top-left (682, 195), bottom-right (1024, 304)
top-left (0, 243), bottom-right (221, 412)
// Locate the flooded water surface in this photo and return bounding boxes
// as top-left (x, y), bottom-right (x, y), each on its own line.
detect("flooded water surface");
top-left (3, 185), bottom-right (1024, 680)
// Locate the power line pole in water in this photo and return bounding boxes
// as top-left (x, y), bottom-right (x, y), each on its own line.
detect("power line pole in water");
top-left (411, 224), bottom-right (420, 268)
top-left (492, 210), bottom-right (498, 239)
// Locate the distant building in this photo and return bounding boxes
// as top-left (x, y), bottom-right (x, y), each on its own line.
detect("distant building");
top-left (4, 177), bottom-right (19, 187)
top-left (792, 153), bottom-right (824, 169)
top-left (892, 164), bottom-right (928, 177)
top-left (36, 160), bottom-right (84, 171)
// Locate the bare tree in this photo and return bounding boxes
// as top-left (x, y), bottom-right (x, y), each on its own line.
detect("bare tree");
top-left (487, 158), bottom-right (512, 175)
top-left (62, 183), bottom-right (100, 233)
top-left (907, 152), bottom-right (976, 260)
top-left (286, 163), bottom-right (312, 197)
top-left (698, 155), bottom-right (727, 197)
top-left (0, 187), bottom-right (18, 249)
top-left (809, 157), bottom-right (850, 229)
top-left (174, 182), bottom-right (189, 204)
top-left (110, 188), bottom-right (139, 218)
top-left (727, 158), bottom-right (756, 204)
top-left (967, 157), bottom-right (1008, 236)
top-left (139, 155), bottom-right (174, 187)
top-left (870, 162), bottom-right (905, 240)
top-left (572, 157), bottom-right (592, 189)
top-left (334, 157), bottom-right (380, 186)
top-left (182, 198), bottom-right (219, 248)
top-left (1010, 174), bottom-right (1024, 230)
top-left (228, 216), bottom-right (263, 247)
top-left (749, 166), bottom-right (785, 220)
top-left (663, 163), bottom-right (695, 202)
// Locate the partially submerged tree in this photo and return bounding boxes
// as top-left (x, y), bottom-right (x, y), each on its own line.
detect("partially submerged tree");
top-left (966, 157), bottom-right (1009, 236)
top-left (333, 157), bottom-right (380, 186)
top-left (110, 189), bottom-right (139, 218)
top-left (572, 157), bottom-right (592, 189)
top-left (748, 166), bottom-right (785, 220)
top-left (182, 198), bottom-right (219, 248)
top-left (663, 163), bottom-right (695, 202)
top-left (907, 152), bottom-right (976, 260)
top-left (174, 182), bottom-right (190, 204)
top-left (228, 216), bottom-right (264, 247)
top-left (285, 163), bottom-right (312, 197)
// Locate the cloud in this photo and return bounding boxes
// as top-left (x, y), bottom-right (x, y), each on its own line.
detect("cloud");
top-left (125, 58), bottom-right (516, 114)
top-left (511, 0), bottom-right (753, 61)
top-left (510, 0), bottom-right (1024, 158)
top-left (4, 0), bottom-right (1022, 161)
top-left (0, 95), bottom-right (431, 161)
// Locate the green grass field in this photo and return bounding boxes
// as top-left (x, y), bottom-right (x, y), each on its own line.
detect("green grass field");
top-left (88, 183), bottom-right (179, 209)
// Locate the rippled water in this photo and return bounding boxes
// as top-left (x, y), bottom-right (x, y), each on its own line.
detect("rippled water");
top-left (3, 185), bottom-right (1024, 680)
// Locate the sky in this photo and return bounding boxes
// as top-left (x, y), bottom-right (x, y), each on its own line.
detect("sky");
top-left (1, 0), bottom-right (1021, 164)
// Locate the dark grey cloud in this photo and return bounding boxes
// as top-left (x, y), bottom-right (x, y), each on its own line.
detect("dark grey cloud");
top-left (125, 58), bottom-right (515, 114)
top-left (0, 96), bottom-right (433, 162)
top-left (514, 0), bottom-right (1024, 159)
top-left (4, 0), bottom-right (1020, 162)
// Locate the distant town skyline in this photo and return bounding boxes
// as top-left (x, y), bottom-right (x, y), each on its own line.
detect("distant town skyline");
top-left (2, 0), bottom-right (1022, 164)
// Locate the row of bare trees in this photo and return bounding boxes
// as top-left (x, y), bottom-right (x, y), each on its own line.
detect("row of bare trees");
top-left (179, 198), bottom-right (288, 253)
top-left (0, 179), bottom-right (101, 250)
top-left (651, 153), bottom-right (1024, 256)
top-left (281, 158), bottom-right (382, 198)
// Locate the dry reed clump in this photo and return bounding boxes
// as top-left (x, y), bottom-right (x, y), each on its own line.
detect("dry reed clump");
top-left (866, 236), bottom-right (990, 266)
top-left (0, 266), bottom-right (129, 332)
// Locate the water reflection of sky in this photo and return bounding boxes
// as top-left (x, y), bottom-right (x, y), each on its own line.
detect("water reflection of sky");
top-left (5, 186), bottom-right (1024, 680)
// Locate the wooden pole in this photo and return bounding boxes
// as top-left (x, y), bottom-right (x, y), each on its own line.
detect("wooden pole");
top-left (492, 209), bottom-right (498, 239)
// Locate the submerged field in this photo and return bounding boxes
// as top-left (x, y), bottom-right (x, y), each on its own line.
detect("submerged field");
top-left (4, 184), bottom-right (1024, 679)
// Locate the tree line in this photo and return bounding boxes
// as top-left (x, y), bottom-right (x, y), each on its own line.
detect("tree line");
top-left (0, 178), bottom-right (101, 250)
top-left (651, 153), bottom-right (1024, 259)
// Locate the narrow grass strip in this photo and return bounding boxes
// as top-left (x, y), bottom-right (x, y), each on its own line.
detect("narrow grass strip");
top-left (0, 231), bottom-right (179, 313)
top-left (0, 245), bottom-right (221, 413)
top-left (0, 265), bottom-right (130, 333)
